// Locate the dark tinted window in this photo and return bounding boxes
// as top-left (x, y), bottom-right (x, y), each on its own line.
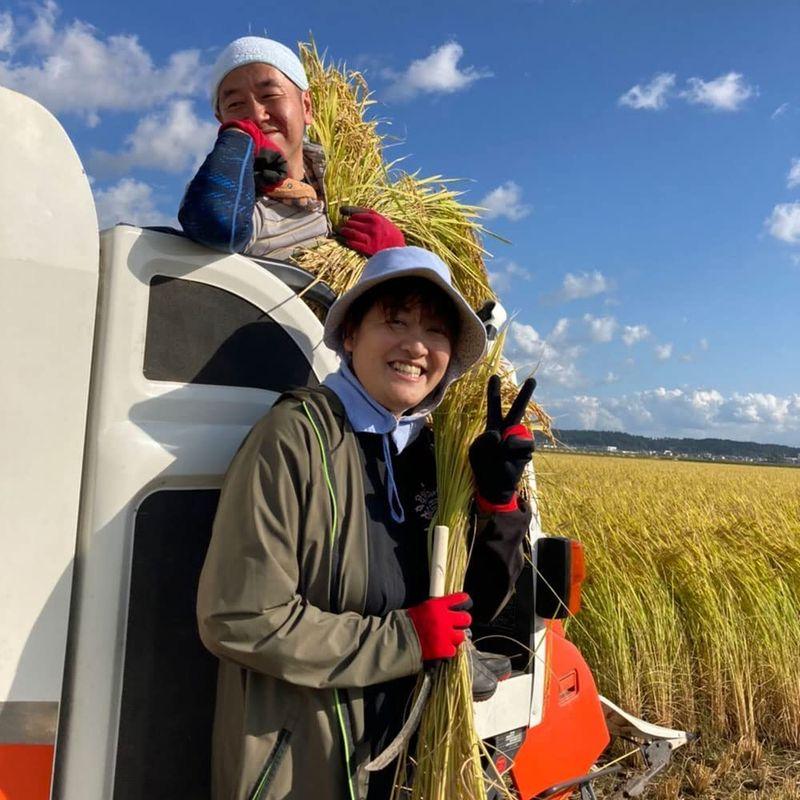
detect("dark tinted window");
top-left (114, 489), bottom-right (219, 800)
top-left (144, 276), bottom-right (319, 391)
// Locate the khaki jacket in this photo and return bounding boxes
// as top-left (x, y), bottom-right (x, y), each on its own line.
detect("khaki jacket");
top-left (197, 387), bottom-right (423, 800)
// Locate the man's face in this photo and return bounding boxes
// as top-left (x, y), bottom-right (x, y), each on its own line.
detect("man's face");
top-left (216, 63), bottom-right (313, 168)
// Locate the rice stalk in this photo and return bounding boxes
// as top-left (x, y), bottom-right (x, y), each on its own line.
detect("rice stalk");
top-left (297, 39), bottom-right (553, 797)
top-left (299, 39), bottom-right (498, 307)
top-left (391, 337), bottom-right (515, 800)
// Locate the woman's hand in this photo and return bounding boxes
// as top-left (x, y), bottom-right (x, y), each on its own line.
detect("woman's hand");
top-left (406, 592), bottom-right (472, 661)
top-left (468, 375), bottom-right (536, 511)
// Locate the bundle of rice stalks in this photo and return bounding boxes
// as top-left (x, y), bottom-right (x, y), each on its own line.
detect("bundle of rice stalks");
top-left (298, 41), bottom-right (508, 311)
top-left (297, 40), bottom-right (550, 798)
top-left (392, 337), bottom-right (513, 800)
top-left (298, 40), bottom-right (551, 437)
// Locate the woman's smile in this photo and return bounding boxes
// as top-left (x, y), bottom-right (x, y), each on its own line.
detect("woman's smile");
top-left (388, 361), bottom-right (425, 380)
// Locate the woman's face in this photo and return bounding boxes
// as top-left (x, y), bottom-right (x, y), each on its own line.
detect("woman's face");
top-left (344, 301), bottom-right (453, 416)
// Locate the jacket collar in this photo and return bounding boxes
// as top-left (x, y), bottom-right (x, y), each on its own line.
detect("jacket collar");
top-left (323, 363), bottom-right (428, 524)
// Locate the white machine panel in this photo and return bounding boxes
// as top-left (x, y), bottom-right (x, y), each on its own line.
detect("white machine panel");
top-left (0, 87), bottom-right (98, 735)
top-left (55, 226), bottom-right (338, 799)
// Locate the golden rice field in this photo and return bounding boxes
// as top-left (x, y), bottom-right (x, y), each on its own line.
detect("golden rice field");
top-left (535, 452), bottom-right (800, 798)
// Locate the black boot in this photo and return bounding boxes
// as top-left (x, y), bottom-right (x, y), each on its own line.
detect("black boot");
top-left (467, 637), bottom-right (512, 702)
top-left (476, 649), bottom-right (512, 681)
top-left (469, 646), bottom-right (499, 702)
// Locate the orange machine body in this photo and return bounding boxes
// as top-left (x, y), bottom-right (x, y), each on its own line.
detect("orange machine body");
top-left (0, 745), bottom-right (54, 800)
top-left (511, 622), bottom-right (610, 800)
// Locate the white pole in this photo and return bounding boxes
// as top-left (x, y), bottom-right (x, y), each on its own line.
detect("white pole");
top-left (429, 525), bottom-right (449, 597)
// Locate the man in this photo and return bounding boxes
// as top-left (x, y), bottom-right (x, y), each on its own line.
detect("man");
top-left (179, 36), bottom-right (405, 260)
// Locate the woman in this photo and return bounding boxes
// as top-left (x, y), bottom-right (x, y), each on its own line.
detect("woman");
top-left (197, 246), bottom-right (534, 800)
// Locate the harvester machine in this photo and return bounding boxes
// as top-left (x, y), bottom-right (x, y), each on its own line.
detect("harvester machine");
top-left (0, 87), bottom-right (690, 800)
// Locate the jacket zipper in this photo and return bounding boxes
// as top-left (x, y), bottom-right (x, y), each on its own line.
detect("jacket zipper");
top-left (249, 728), bottom-right (292, 800)
top-left (302, 401), bottom-right (358, 800)
top-left (325, 436), bottom-right (343, 612)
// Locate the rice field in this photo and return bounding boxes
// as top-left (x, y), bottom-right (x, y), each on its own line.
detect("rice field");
top-left (535, 452), bottom-right (800, 798)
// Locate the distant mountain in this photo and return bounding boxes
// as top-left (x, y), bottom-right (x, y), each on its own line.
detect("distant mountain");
top-left (551, 430), bottom-right (800, 462)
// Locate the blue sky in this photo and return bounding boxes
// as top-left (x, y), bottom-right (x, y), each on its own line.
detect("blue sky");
top-left (2, 0), bottom-right (798, 444)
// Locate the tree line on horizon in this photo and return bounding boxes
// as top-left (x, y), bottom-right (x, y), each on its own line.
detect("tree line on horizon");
top-left (552, 430), bottom-right (800, 461)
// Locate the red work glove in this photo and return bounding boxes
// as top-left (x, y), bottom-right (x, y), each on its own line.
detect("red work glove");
top-left (219, 119), bottom-right (288, 193)
top-left (469, 376), bottom-right (536, 513)
top-left (406, 592), bottom-right (472, 662)
top-left (337, 206), bottom-right (406, 256)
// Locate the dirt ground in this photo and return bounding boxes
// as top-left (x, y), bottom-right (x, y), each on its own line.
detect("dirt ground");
top-left (593, 741), bottom-right (800, 799)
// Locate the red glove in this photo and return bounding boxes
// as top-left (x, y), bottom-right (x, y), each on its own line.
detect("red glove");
top-left (337, 206), bottom-right (406, 256)
top-left (407, 592), bottom-right (472, 661)
top-left (219, 119), bottom-right (287, 193)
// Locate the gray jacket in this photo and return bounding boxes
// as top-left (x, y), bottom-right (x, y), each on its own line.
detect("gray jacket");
top-left (197, 387), bottom-right (422, 800)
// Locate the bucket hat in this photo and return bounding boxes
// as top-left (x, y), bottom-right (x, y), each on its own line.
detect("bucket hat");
top-left (323, 246), bottom-right (487, 392)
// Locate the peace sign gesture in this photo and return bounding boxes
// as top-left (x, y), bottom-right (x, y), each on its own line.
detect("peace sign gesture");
top-left (484, 374), bottom-right (536, 435)
top-left (469, 375), bottom-right (536, 510)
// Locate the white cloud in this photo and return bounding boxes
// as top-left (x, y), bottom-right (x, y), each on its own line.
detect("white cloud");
top-left (507, 321), bottom-right (585, 388)
top-left (604, 372), bottom-right (620, 384)
top-left (787, 158), bottom-right (800, 190)
top-left (699, 338), bottom-right (709, 351)
top-left (550, 270), bottom-right (609, 303)
top-left (553, 395), bottom-right (625, 431)
top-left (0, 11), bottom-right (13, 53)
top-left (90, 101), bottom-right (217, 176)
top-left (0, 2), bottom-right (208, 123)
top-left (618, 72), bottom-right (675, 111)
top-left (655, 343), bottom-right (673, 361)
top-left (548, 317), bottom-right (571, 344)
top-left (382, 41), bottom-right (491, 102)
top-left (479, 181), bottom-right (532, 222)
top-left (772, 102), bottom-right (790, 119)
top-left (766, 203), bottom-right (800, 244)
top-left (547, 314), bottom-right (619, 348)
top-left (93, 178), bottom-right (171, 229)
top-left (622, 324), bottom-right (650, 346)
top-left (509, 321), bottom-right (544, 357)
top-left (681, 72), bottom-right (755, 112)
top-left (487, 260), bottom-right (531, 294)
top-left (721, 393), bottom-right (800, 429)
top-left (583, 313), bottom-right (617, 343)
top-left (546, 388), bottom-right (800, 444)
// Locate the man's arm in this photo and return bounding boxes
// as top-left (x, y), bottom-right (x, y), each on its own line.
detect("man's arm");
top-left (178, 129), bottom-right (257, 253)
top-left (180, 127), bottom-right (406, 257)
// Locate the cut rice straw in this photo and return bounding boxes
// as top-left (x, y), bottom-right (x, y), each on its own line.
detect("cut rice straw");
top-left (391, 336), bottom-right (516, 800)
top-left (298, 38), bottom-right (551, 438)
